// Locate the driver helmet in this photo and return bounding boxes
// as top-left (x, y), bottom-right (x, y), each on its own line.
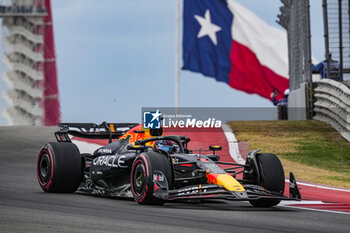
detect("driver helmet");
top-left (155, 140), bottom-right (173, 152)
top-left (284, 89), bottom-right (290, 97)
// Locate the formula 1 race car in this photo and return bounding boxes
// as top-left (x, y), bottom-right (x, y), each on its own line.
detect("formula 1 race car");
top-left (37, 122), bottom-right (301, 207)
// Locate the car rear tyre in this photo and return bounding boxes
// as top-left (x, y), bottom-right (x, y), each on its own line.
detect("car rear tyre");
top-left (37, 142), bottom-right (83, 193)
top-left (249, 153), bottom-right (285, 207)
top-left (131, 151), bottom-right (173, 205)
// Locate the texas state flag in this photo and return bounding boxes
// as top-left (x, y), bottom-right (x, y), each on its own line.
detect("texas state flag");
top-left (182, 0), bottom-right (289, 100)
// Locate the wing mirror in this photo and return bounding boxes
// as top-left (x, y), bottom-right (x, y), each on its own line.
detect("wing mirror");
top-left (209, 146), bottom-right (222, 151)
top-left (209, 145), bottom-right (222, 156)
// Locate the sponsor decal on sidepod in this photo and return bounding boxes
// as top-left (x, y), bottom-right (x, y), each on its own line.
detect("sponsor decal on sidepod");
top-left (93, 155), bottom-right (128, 168)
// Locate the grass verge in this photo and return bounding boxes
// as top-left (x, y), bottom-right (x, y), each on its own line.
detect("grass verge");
top-left (228, 120), bottom-right (350, 188)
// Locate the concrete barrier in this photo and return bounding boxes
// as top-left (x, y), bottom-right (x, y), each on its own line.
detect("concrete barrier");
top-left (313, 79), bottom-right (350, 141)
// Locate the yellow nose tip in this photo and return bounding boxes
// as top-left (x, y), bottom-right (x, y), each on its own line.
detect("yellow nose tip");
top-left (214, 174), bottom-right (245, 192)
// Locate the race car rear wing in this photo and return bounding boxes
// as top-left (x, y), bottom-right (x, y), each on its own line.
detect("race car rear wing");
top-left (55, 122), bottom-right (139, 143)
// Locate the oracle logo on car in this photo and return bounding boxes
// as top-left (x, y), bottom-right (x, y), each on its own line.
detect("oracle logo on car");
top-left (93, 155), bottom-right (128, 168)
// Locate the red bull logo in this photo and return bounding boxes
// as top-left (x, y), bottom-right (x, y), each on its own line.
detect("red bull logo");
top-left (119, 124), bottom-right (164, 146)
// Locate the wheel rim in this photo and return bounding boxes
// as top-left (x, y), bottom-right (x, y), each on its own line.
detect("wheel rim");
top-left (133, 163), bottom-right (146, 196)
top-left (39, 153), bottom-right (51, 184)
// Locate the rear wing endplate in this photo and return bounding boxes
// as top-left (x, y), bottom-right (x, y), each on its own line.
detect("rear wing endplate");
top-left (55, 122), bottom-right (139, 143)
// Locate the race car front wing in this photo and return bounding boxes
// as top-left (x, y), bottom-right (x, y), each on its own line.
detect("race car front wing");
top-left (153, 172), bottom-right (302, 202)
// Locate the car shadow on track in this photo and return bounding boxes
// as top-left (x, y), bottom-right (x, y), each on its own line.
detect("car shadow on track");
top-left (63, 193), bottom-right (299, 213)
top-left (161, 199), bottom-right (298, 212)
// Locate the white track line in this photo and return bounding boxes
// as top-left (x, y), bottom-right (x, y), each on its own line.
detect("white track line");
top-left (281, 205), bottom-right (350, 215)
top-left (280, 201), bottom-right (350, 215)
top-left (280, 200), bottom-right (324, 205)
top-left (285, 179), bottom-right (350, 192)
top-left (291, 180), bottom-right (350, 193)
top-left (222, 123), bottom-right (245, 164)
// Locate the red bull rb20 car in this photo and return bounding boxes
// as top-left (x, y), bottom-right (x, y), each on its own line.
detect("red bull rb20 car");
top-left (37, 122), bottom-right (301, 207)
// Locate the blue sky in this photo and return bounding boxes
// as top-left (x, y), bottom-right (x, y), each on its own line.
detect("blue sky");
top-left (0, 0), bottom-right (324, 125)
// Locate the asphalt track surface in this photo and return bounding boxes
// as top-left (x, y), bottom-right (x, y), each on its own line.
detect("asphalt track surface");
top-left (0, 127), bottom-right (349, 233)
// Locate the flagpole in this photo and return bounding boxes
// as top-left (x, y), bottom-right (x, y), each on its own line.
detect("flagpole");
top-left (175, 0), bottom-right (180, 116)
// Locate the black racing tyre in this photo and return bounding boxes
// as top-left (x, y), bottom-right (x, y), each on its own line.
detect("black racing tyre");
top-left (249, 153), bottom-right (285, 207)
top-left (37, 142), bottom-right (83, 193)
top-left (131, 151), bottom-right (173, 205)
